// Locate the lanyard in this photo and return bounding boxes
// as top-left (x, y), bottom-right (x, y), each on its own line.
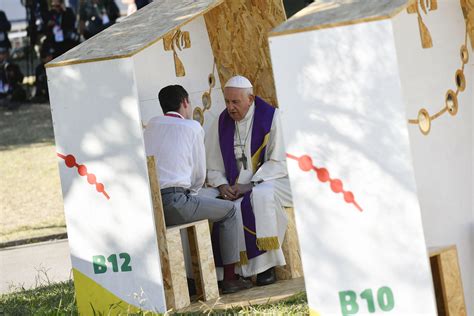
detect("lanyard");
top-left (164, 113), bottom-right (183, 119)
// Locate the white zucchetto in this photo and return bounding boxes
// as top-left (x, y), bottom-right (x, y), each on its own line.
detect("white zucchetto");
top-left (224, 75), bottom-right (253, 89)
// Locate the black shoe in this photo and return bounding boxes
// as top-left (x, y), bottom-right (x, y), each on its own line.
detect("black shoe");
top-left (256, 267), bottom-right (276, 286)
top-left (221, 278), bottom-right (253, 294)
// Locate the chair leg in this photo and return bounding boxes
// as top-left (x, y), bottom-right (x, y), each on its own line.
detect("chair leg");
top-left (166, 229), bottom-right (190, 309)
top-left (190, 222), bottom-right (219, 301)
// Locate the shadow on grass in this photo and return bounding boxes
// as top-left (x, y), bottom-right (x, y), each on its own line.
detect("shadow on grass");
top-left (0, 103), bottom-right (55, 150)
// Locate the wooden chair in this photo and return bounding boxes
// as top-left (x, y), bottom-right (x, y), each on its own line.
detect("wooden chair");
top-left (146, 156), bottom-right (219, 310)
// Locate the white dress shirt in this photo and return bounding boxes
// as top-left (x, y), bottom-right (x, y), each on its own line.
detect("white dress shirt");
top-left (144, 112), bottom-right (206, 193)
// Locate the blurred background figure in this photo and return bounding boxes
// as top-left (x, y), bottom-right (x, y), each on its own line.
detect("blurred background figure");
top-left (0, 46), bottom-right (26, 110)
top-left (135, 0), bottom-right (151, 10)
top-left (0, 11), bottom-right (12, 53)
top-left (121, 0), bottom-right (137, 16)
top-left (32, 43), bottom-right (54, 103)
top-left (79, 0), bottom-right (120, 39)
top-left (44, 0), bottom-right (79, 58)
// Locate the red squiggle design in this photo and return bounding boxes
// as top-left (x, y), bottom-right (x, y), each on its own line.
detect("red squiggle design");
top-left (57, 153), bottom-right (110, 200)
top-left (287, 153), bottom-right (362, 212)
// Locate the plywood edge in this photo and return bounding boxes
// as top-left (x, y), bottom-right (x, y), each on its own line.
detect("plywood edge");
top-left (429, 245), bottom-right (457, 257)
top-left (167, 220), bottom-right (209, 232)
top-left (46, 0), bottom-right (225, 69)
top-left (269, 2), bottom-right (410, 38)
top-left (45, 53), bottom-right (132, 69)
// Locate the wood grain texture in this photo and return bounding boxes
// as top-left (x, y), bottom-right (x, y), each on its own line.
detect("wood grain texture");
top-left (429, 245), bottom-right (467, 316)
top-left (270, 0), bottom-right (409, 37)
top-left (166, 229), bottom-right (191, 310)
top-left (146, 156), bottom-right (174, 310)
top-left (461, 0), bottom-right (474, 49)
top-left (193, 221), bottom-right (220, 301)
top-left (276, 207), bottom-right (304, 280)
top-left (47, 0), bottom-right (223, 68)
top-left (178, 277), bottom-right (305, 313)
top-left (204, 0), bottom-right (286, 106)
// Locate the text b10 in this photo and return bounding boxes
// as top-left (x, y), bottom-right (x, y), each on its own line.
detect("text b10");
top-left (339, 286), bottom-right (394, 315)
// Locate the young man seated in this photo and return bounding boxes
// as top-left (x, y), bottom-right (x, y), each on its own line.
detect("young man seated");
top-left (143, 85), bottom-right (252, 294)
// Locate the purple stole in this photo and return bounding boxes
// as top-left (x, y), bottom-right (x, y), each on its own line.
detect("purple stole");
top-left (212, 96), bottom-right (275, 266)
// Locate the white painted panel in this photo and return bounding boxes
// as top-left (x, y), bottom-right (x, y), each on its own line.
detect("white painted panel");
top-left (133, 16), bottom-right (221, 100)
top-left (269, 20), bottom-right (437, 315)
top-left (47, 58), bottom-right (166, 313)
top-left (392, 2), bottom-right (473, 313)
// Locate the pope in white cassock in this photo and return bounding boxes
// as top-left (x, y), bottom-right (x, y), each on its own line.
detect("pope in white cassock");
top-left (204, 75), bottom-right (293, 286)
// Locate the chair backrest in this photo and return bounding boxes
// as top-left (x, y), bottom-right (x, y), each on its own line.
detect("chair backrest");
top-left (146, 156), bottom-right (175, 309)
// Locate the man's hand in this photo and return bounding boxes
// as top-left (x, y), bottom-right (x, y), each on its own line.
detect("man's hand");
top-left (218, 184), bottom-right (237, 201)
top-left (231, 183), bottom-right (253, 198)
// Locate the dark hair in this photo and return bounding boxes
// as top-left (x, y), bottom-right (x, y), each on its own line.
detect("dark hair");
top-left (158, 85), bottom-right (189, 113)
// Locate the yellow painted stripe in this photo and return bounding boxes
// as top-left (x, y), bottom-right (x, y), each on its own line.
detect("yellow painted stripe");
top-left (72, 268), bottom-right (155, 315)
top-left (310, 307), bottom-right (322, 316)
top-left (251, 133), bottom-right (270, 171)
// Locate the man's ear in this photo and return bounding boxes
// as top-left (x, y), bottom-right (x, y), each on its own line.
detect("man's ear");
top-left (181, 98), bottom-right (189, 109)
top-left (248, 94), bottom-right (255, 104)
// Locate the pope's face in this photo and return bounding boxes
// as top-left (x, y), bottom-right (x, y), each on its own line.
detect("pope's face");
top-left (224, 87), bottom-right (254, 122)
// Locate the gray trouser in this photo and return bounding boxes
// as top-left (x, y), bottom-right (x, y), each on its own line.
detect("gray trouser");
top-left (161, 188), bottom-right (240, 265)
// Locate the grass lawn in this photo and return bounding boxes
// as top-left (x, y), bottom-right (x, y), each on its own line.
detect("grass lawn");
top-left (0, 280), bottom-right (309, 315)
top-left (0, 103), bottom-right (65, 244)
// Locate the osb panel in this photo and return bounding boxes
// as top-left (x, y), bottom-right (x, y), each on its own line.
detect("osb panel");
top-left (47, 0), bottom-right (223, 67)
top-left (461, 0), bottom-right (474, 49)
top-left (270, 0), bottom-right (408, 37)
top-left (166, 229), bottom-right (191, 310)
top-left (439, 247), bottom-right (467, 316)
top-left (178, 277), bottom-right (305, 313)
top-left (193, 222), bottom-right (220, 301)
top-left (430, 256), bottom-right (447, 315)
top-left (204, 0), bottom-right (286, 106)
top-left (429, 246), bottom-right (467, 316)
top-left (146, 157), bottom-right (174, 309)
top-left (276, 207), bottom-right (304, 280)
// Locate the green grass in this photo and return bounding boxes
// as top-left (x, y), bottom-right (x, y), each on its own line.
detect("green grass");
top-left (0, 281), bottom-right (77, 315)
top-left (0, 280), bottom-right (308, 316)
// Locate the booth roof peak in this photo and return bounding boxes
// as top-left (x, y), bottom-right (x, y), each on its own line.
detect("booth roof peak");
top-left (270, 0), bottom-right (410, 37)
top-left (46, 0), bottom-right (223, 68)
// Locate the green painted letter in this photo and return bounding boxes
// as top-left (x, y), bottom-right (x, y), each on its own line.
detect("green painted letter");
top-left (377, 286), bottom-right (395, 311)
top-left (107, 254), bottom-right (119, 272)
top-left (360, 288), bottom-right (376, 313)
top-left (339, 290), bottom-right (359, 315)
top-left (119, 253), bottom-right (132, 272)
top-left (92, 255), bottom-right (107, 274)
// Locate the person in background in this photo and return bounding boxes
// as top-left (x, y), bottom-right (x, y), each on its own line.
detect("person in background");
top-left (32, 44), bottom-right (54, 103)
top-left (79, 0), bottom-right (120, 39)
top-left (135, 0), bottom-right (151, 10)
top-left (44, 0), bottom-right (79, 58)
top-left (0, 11), bottom-right (11, 52)
top-left (0, 47), bottom-right (26, 110)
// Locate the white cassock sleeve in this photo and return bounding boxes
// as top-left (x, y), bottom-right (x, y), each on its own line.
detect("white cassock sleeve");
top-left (190, 127), bottom-right (206, 193)
top-left (251, 109), bottom-right (288, 182)
top-left (205, 117), bottom-right (228, 188)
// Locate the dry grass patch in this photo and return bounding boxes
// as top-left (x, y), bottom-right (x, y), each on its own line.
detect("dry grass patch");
top-left (0, 104), bottom-right (65, 244)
